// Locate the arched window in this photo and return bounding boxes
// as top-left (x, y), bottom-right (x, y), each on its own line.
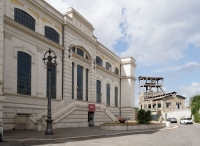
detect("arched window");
top-left (106, 62), bottom-right (111, 71)
top-left (14, 8), bottom-right (35, 31)
top-left (114, 67), bottom-right (119, 75)
top-left (115, 87), bottom-right (118, 106)
top-left (17, 52), bottom-right (31, 95)
top-left (77, 48), bottom-right (84, 57)
top-left (47, 65), bottom-right (56, 99)
top-left (77, 65), bottom-right (83, 100)
top-left (96, 56), bottom-right (102, 67)
top-left (45, 26), bottom-right (59, 43)
top-left (106, 84), bottom-right (110, 106)
top-left (72, 62), bottom-right (74, 99)
top-left (96, 80), bottom-right (101, 103)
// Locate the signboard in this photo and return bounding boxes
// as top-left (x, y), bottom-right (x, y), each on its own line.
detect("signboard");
top-left (88, 104), bottom-right (96, 112)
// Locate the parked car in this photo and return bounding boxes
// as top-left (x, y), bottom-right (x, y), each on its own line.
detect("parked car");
top-left (180, 117), bottom-right (193, 124)
top-left (167, 118), bottom-right (177, 123)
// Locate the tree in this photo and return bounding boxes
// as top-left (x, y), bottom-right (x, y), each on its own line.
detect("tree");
top-left (137, 109), bottom-right (152, 124)
top-left (190, 95), bottom-right (200, 123)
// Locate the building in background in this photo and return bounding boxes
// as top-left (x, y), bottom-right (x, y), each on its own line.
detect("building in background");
top-left (0, 0), bottom-right (136, 131)
top-left (138, 76), bottom-right (189, 120)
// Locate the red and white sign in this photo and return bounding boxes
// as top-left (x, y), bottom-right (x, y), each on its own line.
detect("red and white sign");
top-left (88, 104), bottom-right (96, 112)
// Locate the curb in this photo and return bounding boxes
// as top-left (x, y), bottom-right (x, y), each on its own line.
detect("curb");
top-left (4, 125), bottom-right (179, 142)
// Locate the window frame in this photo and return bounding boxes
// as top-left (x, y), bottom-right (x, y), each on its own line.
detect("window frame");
top-left (96, 56), bottom-right (102, 67)
top-left (106, 84), bottom-right (110, 106)
top-left (17, 51), bottom-right (32, 95)
top-left (45, 26), bottom-right (59, 44)
top-left (14, 8), bottom-right (35, 31)
top-left (96, 80), bottom-right (101, 103)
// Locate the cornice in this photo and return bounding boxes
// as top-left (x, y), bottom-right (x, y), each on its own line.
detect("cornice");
top-left (4, 16), bottom-right (64, 52)
top-left (96, 65), bottom-right (120, 79)
top-left (121, 61), bottom-right (137, 67)
top-left (64, 20), bottom-right (98, 47)
top-left (121, 76), bottom-right (137, 81)
top-left (30, 0), bottom-right (64, 23)
top-left (67, 7), bottom-right (94, 30)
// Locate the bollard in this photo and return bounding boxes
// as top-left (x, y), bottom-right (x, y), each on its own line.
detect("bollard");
top-left (165, 121), bottom-right (171, 127)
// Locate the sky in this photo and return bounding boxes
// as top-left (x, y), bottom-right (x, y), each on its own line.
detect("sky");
top-left (46, 0), bottom-right (200, 107)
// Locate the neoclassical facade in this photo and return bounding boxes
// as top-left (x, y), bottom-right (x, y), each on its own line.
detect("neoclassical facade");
top-left (0, 0), bottom-right (136, 131)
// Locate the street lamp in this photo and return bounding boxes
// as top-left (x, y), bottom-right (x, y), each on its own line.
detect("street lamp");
top-left (43, 48), bottom-right (57, 135)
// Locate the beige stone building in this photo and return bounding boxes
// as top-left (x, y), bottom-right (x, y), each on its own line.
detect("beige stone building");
top-left (0, 0), bottom-right (137, 132)
top-left (138, 76), bottom-right (186, 114)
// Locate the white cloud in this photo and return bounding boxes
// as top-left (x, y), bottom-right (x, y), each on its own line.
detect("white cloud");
top-left (152, 62), bottom-right (200, 73)
top-left (180, 82), bottom-right (200, 106)
top-left (46, 0), bottom-right (200, 65)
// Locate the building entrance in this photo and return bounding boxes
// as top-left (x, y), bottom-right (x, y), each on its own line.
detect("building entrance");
top-left (88, 112), bottom-right (94, 126)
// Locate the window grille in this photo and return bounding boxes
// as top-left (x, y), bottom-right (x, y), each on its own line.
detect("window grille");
top-left (45, 26), bottom-right (59, 44)
top-left (72, 62), bottom-right (74, 99)
top-left (96, 56), bottom-right (102, 66)
top-left (96, 80), bottom-right (101, 103)
top-left (86, 69), bottom-right (89, 101)
top-left (77, 48), bottom-right (84, 57)
top-left (115, 87), bottom-right (118, 106)
top-left (14, 8), bottom-right (35, 31)
top-left (17, 52), bottom-right (31, 95)
top-left (106, 84), bottom-right (110, 106)
top-left (115, 67), bottom-right (119, 75)
top-left (106, 62), bottom-right (111, 71)
top-left (77, 65), bottom-right (83, 100)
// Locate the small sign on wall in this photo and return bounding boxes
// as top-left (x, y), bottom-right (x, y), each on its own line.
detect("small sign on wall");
top-left (88, 104), bottom-right (96, 112)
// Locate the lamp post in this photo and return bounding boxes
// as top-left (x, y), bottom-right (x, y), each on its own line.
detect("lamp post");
top-left (43, 48), bottom-right (57, 135)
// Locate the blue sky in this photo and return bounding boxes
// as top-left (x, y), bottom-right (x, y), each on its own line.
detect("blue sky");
top-left (46, 0), bottom-right (200, 107)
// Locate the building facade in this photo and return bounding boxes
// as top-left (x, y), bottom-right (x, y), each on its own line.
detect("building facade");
top-left (138, 76), bottom-right (186, 118)
top-left (0, 0), bottom-right (136, 131)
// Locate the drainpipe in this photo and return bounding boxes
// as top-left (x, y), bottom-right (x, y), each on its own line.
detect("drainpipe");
top-left (62, 25), bottom-right (64, 100)
top-left (120, 64), bottom-right (121, 117)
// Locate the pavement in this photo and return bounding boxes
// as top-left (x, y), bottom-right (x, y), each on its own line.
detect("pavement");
top-left (2, 125), bottom-right (178, 143)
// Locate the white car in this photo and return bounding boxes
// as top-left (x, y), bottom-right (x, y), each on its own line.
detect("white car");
top-left (180, 117), bottom-right (193, 124)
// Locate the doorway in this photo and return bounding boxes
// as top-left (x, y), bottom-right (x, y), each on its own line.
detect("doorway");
top-left (88, 112), bottom-right (94, 126)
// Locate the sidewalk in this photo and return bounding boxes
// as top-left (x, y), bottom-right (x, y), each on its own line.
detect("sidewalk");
top-left (3, 125), bottom-right (179, 142)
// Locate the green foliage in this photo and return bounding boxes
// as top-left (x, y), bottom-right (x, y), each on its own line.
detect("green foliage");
top-left (194, 114), bottom-right (200, 123)
top-left (190, 95), bottom-right (200, 123)
top-left (137, 109), bottom-right (152, 124)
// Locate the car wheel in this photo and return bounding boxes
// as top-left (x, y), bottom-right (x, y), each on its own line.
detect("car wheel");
top-left (184, 122), bottom-right (185, 125)
top-left (0, 133), bottom-right (3, 142)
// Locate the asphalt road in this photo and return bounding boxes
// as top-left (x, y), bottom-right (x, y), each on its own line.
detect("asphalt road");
top-left (1, 123), bottom-right (200, 146)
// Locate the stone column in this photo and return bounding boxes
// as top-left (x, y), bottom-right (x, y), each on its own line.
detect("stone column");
top-left (83, 67), bottom-right (86, 101)
top-left (74, 63), bottom-right (77, 99)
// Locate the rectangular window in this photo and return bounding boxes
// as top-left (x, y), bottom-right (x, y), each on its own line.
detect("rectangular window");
top-left (166, 102), bottom-right (171, 108)
top-left (107, 84), bottom-right (110, 106)
top-left (158, 103), bottom-right (161, 108)
top-left (17, 52), bottom-right (31, 95)
top-left (77, 65), bottom-right (83, 100)
top-left (96, 80), bottom-right (101, 103)
top-left (72, 63), bottom-right (74, 99)
top-left (115, 87), bottom-right (118, 107)
top-left (86, 69), bottom-right (89, 101)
